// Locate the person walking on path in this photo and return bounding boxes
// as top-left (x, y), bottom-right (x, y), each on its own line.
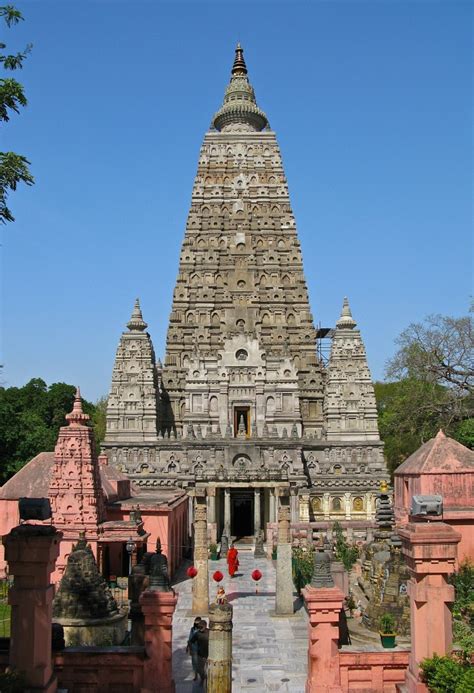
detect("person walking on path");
top-left (186, 617), bottom-right (202, 681)
top-left (190, 618), bottom-right (209, 687)
top-left (227, 542), bottom-right (239, 577)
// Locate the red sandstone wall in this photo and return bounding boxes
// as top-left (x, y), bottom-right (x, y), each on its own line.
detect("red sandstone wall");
top-left (55, 648), bottom-right (145, 692)
top-left (0, 500), bottom-right (19, 576)
top-left (339, 650), bottom-right (409, 692)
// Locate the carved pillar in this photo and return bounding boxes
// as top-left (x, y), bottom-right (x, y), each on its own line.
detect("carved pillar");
top-left (224, 487), bottom-right (231, 535)
top-left (269, 488), bottom-right (276, 524)
top-left (323, 492), bottom-right (330, 520)
top-left (344, 492), bottom-right (351, 520)
top-left (299, 493), bottom-right (310, 522)
top-left (188, 494), bottom-right (194, 542)
top-left (365, 492), bottom-right (372, 520)
top-left (290, 488), bottom-right (299, 523)
top-left (254, 488), bottom-right (261, 534)
top-left (4, 525), bottom-right (61, 693)
top-left (275, 496), bottom-right (293, 615)
top-left (398, 522), bottom-right (461, 693)
top-left (140, 588), bottom-right (178, 693)
top-left (192, 497), bottom-right (209, 615)
top-left (208, 487), bottom-right (217, 544)
top-left (207, 602), bottom-right (233, 693)
top-left (302, 584), bottom-right (344, 693)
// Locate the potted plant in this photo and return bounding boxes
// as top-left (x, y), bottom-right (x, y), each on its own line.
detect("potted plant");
top-left (271, 544), bottom-right (278, 560)
top-left (209, 543), bottom-right (218, 560)
top-left (379, 613), bottom-right (397, 648)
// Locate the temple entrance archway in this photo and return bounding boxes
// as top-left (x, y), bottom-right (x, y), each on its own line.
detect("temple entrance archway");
top-left (231, 490), bottom-right (254, 538)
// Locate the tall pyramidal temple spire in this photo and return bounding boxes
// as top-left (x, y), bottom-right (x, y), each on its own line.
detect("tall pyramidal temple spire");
top-left (213, 44), bottom-right (268, 132)
top-left (106, 300), bottom-right (158, 444)
top-left (325, 298), bottom-right (380, 441)
top-left (127, 298), bottom-right (148, 332)
top-left (104, 44), bottom-right (388, 520)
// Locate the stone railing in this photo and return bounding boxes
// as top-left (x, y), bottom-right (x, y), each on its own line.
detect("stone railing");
top-left (339, 649), bottom-right (409, 692)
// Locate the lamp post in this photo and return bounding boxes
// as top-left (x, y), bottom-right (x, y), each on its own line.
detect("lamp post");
top-left (126, 536), bottom-right (136, 575)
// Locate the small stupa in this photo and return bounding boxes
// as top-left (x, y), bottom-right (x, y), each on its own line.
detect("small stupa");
top-left (53, 535), bottom-right (127, 646)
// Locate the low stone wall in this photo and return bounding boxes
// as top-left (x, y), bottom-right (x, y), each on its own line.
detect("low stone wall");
top-left (55, 646), bottom-right (145, 692)
top-left (339, 649), bottom-right (409, 692)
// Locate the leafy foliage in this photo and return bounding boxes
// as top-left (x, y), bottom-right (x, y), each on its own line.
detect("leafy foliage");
top-left (333, 522), bottom-right (359, 572)
top-left (0, 669), bottom-right (27, 693)
top-left (0, 379), bottom-right (105, 483)
top-left (376, 311), bottom-right (474, 475)
top-left (292, 546), bottom-right (315, 593)
top-left (420, 654), bottom-right (472, 693)
top-left (0, 4), bottom-right (34, 223)
top-left (449, 560), bottom-right (474, 662)
top-left (386, 313), bottom-right (473, 395)
top-left (379, 613), bottom-right (396, 634)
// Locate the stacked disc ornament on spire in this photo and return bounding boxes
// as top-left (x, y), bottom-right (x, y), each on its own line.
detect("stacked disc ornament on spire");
top-left (213, 44), bottom-right (268, 132)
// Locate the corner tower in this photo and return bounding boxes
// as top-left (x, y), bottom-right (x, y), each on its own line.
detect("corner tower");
top-left (161, 44), bottom-right (324, 439)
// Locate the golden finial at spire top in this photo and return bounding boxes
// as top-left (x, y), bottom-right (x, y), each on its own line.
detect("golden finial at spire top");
top-left (232, 43), bottom-right (247, 76)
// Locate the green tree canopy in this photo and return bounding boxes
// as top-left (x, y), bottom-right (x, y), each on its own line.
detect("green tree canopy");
top-left (0, 379), bottom-right (105, 483)
top-left (0, 4), bottom-right (34, 223)
top-left (377, 310), bottom-right (474, 476)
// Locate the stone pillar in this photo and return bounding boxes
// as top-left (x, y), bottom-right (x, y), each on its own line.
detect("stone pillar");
top-left (323, 492), bottom-right (330, 520)
top-left (254, 488), bottom-right (261, 534)
top-left (192, 496), bottom-right (209, 614)
top-left (275, 496), bottom-right (294, 615)
top-left (398, 521), bottom-right (461, 693)
top-left (188, 494), bottom-right (194, 542)
top-left (4, 525), bottom-right (61, 693)
top-left (299, 493), bottom-right (310, 522)
top-left (224, 487), bottom-right (231, 535)
top-left (290, 489), bottom-right (299, 523)
top-left (344, 493), bottom-right (351, 520)
top-left (140, 588), bottom-right (178, 693)
top-left (269, 488), bottom-right (276, 523)
top-left (330, 561), bottom-right (348, 597)
top-left (208, 487), bottom-right (217, 544)
top-left (207, 602), bottom-right (233, 693)
top-left (302, 584), bottom-right (344, 693)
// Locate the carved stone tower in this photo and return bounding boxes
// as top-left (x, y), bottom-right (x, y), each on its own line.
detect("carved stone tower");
top-left (105, 46), bottom-right (388, 538)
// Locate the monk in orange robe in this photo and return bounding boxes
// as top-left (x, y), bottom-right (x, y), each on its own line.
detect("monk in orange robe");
top-left (227, 543), bottom-right (239, 577)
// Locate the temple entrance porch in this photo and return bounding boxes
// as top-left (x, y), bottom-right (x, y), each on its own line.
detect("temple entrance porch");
top-left (204, 484), bottom-right (283, 541)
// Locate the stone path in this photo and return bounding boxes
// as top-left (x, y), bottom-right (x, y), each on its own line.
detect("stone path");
top-left (172, 549), bottom-right (308, 692)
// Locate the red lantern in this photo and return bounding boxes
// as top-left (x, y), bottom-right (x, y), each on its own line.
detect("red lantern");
top-left (251, 569), bottom-right (262, 593)
top-left (187, 566), bottom-right (198, 578)
top-left (213, 570), bottom-right (224, 583)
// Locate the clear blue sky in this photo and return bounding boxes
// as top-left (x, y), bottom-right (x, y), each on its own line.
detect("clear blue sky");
top-left (1, 0), bottom-right (472, 402)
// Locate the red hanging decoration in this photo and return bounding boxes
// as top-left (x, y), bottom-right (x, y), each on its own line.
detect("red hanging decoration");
top-left (213, 570), bottom-right (224, 583)
top-left (251, 569), bottom-right (262, 593)
top-left (186, 566), bottom-right (198, 578)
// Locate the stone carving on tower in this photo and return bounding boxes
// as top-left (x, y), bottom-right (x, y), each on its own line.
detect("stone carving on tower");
top-left (103, 45), bottom-right (388, 533)
top-left (324, 297), bottom-right (380, 442)
top-left (105, 299), bottom-right (159, 446)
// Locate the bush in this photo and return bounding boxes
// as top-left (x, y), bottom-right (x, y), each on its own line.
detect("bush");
top-left (420, 654), bottom-right (469, 693)
top-left (453, 618), bottom-right (474, 662)
top-left (292, 547), bottom-right (315, 593)
top-left (333, 522), bottom-right (359, 572)
top-left (379, 613), bottom-right (396, 634)
top-left (456, 666), bottom-right (474, 693)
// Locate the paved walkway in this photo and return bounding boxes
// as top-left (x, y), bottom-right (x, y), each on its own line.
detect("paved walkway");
top-left (172, 549), bottom-right (308, 692)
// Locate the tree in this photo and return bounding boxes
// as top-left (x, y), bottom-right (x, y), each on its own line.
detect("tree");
top-left (378, 311), bottom-right (474, 475)
top-left (0, 5), bottom-right (34, 223)
top-left (0, 379), bottom-right (104, 483)
top-left (386, 313), bottom-right (473, 396)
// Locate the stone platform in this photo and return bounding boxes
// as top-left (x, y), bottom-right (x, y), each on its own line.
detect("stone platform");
top-left (172, 549), bottom-right (308, 692)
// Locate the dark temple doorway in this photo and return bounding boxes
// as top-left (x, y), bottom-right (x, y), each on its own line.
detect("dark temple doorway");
top-left (231, 490), bottom-right (254, 538)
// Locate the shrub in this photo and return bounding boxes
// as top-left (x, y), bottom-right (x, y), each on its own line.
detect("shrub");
top-left (379, 613), bottom-right (396, 634)
top-left (420, 654), bottom-right (467, 693)
top-left (292, 546), bottom-right (315, 593)
top-left (333, 522), bottom-right (359, 572)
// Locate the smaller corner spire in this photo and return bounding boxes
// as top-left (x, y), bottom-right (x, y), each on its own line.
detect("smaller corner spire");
top-left (336, 297), bottom-right (357, 330)
top-left (66, 386), bottom-right (90, 426)
top-left (232, 42), bottom-right (247, 76)
top-left (127, 298), bottom-right (148, 332)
